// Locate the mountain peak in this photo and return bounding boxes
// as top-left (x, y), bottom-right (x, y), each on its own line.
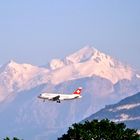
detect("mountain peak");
top-left (6, 60), bottom-right (19, 67)
top-left (49, 59), bottom-right (65, 70)
top-left (0, 60), bottom-right (45, 77)
top-left (77, 46), bottom-right (98, 53)
top-left (49, 46), bottom-right (99, 69)
top-left (65, 46), bottom-right (100, 63)
top-left (0, 60), bottom-right (19, 72)
top-left (48, 46), bottom-right (134, 84)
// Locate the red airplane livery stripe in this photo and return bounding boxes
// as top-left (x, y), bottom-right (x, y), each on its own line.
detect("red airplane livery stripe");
top-left (73, 87), bottom-right (82, 94)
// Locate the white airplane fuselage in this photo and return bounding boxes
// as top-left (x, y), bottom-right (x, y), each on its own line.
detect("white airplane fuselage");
top-left (39, 93), bottom-right (82, 100)
top-left (38, 87), bottom-right (82, 103)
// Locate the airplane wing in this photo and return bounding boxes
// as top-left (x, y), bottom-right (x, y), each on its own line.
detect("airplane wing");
top-left (50, 95), bottom-right (60, 101)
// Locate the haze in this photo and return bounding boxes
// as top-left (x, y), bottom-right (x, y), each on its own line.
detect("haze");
top-left (0, 0), bottom-right (140, 69)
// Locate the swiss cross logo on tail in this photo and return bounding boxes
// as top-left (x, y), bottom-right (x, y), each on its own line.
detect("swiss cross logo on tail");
top-left (73, 87), bottom-right (82, 95)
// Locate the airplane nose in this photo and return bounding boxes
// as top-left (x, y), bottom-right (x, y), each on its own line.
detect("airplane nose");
top-left (38, 94), bottom-right (42, 98)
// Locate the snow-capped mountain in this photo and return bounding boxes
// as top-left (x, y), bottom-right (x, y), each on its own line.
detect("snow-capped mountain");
top-left (0, 47), bottom-right (135, 91)
top-left (0, 60), bottom-right (50, 101)
top-left (48, 46), bottom-right (134, 84)
top-left (84, 92), bottom-right (140, 130)
top-left (0, 46), bottom-right (140, 139)
top-left (0, 46), bottom-right (136, 102)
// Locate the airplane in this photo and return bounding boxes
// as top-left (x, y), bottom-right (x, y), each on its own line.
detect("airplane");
top-left (38, 87), bottom-right (82, 103)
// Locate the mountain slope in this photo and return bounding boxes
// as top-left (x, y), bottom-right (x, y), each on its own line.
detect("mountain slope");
top-left (0, 46), bottom-right (136, 102)
top-left (0, 46), bottom-right (140, 139)
top-left (48, 46), bottom-right (134, 84)
top-left (84, 92), bottom-right (140, 130)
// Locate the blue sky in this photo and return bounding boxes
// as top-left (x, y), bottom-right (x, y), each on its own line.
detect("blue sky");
top-left (0, 0), bottom-right (140, 69)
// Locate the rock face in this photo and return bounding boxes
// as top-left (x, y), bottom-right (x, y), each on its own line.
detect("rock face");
top-left (0, 46), bottom-right (140, 140)
top-left (84, 92), bottom-right (140, 131)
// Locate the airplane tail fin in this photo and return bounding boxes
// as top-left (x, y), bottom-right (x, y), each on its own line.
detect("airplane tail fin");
top-left (73, 87), bottom-right (82, 95)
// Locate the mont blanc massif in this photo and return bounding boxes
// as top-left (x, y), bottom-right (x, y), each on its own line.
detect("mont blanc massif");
top-left (0, 47), bottom-right (140, 140)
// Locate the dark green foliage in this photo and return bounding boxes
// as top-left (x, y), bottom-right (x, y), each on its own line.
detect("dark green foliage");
top-left (3, 137), bottom-right (10, 140)
top-left (13, 137), bottom-right (21, 140)
top-left (58, 119), bottom-right (140, 140)
top-left (3, 137), bottom-right (22, 140)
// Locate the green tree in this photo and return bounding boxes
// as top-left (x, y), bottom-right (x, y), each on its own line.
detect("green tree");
top-left (58, 119), bottom-right (140, 140)
top-left (3, 137), bottom-right (10, 140)
top-left (3, 137), bottom-right (22, 140)
top-left (13, 137), bottom-right (21, 140)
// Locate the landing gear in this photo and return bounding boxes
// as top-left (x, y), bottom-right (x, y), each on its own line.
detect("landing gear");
top-left (57, 99), bottom-right (61, 103)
